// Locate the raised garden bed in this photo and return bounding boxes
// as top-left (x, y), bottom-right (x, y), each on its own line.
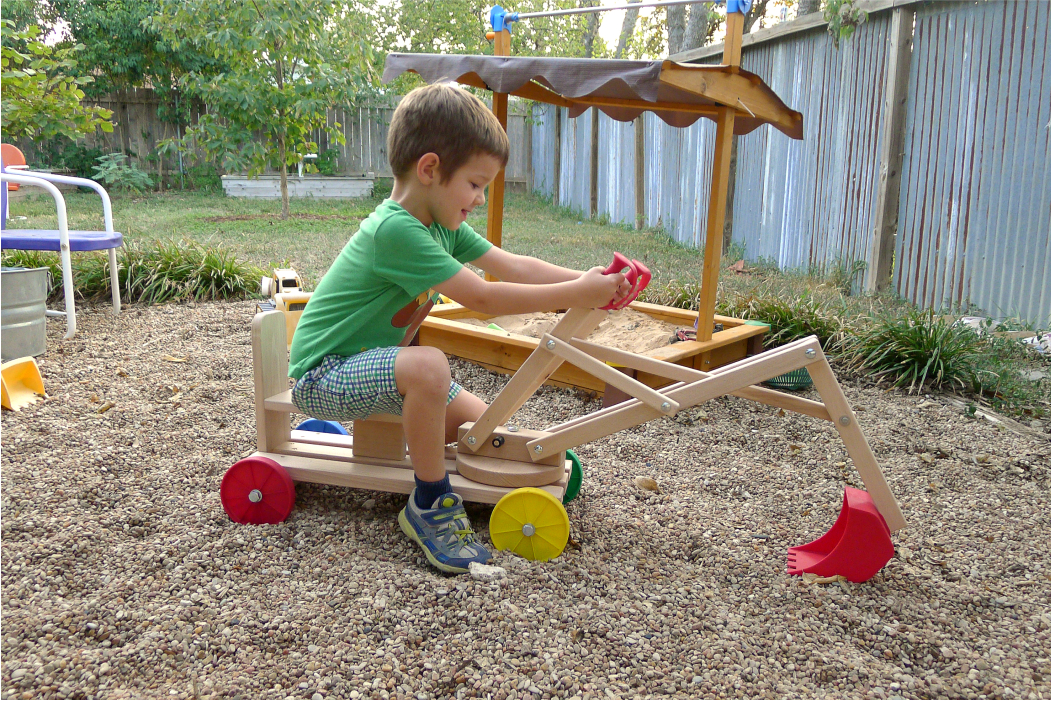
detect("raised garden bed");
top-left (221, 174), bottom-right (374, 199)
top-left (421, 301), bottom-right (768, 400)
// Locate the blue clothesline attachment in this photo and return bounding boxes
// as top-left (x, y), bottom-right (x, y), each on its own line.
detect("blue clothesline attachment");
top-left (490, 0), bottom-right (752, 34)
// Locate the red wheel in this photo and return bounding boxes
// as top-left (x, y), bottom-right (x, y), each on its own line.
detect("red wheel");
top-left (220, 456), bottom-right (295, 524)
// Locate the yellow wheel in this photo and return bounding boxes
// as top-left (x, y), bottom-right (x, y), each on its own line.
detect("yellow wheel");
top-left (490, 488), bottom-right (570, 562)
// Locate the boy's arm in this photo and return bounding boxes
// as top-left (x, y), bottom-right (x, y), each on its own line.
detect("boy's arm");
top-left (434, 266), bottom-right (626, 316)
top-left (471, 246), bottom-right (581, 284)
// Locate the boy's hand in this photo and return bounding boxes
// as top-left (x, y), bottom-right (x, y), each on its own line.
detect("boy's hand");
top-left (576, 266), bottom-right (627, 309)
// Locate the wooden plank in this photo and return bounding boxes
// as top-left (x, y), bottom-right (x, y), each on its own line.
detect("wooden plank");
top-left (485, 28), bottom-right (511, 260)
top-left (722, 10), bottom-right (745, 67)
top-left (696, 106), bottom-right (736, 343)
top-left (657, 64), bottom-right (802, 136)
top-left (255, 451), bottom-right (569, 505)
top-left (456, 423), bottom-right (563, 466)
top-left (567, 338), bottom-right (832, 421)
top-left (253, 312), bottom-right (291, 453)
top-left (528, 337), bottom-right (822, 458)
top-left (646, 321), bottom-right (764, 365)
top-left (462, 308), bottom-right (606, 450)
top-left (865, 6), bottom-right (915, 293)
top-left (352, 419), bottom-right (406, 461)
top-left (805, 356), bottom-right (907, 533)
top-left (456, 451), bottom-right (566, 488)
top-left (543, 334), bottom-right (679, 414)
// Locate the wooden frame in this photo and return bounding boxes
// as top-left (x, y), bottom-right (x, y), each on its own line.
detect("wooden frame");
top-left (251, 307), bottom-right (905, 532)
top-left (420, 301), bottom-right (767, 396)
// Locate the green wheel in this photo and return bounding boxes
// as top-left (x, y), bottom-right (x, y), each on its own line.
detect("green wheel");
top-left (563, 449), bottom-right (583, 504)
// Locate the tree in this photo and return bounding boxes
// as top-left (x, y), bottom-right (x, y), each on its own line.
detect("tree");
top-left (615, 0), bottom-right (642, 59)
top-left (667, 3), bottom-right (686, 54)
top-left (798, 0), bottom-right (821, 16)
top-left (44, 0), bottom-right (222, 118)
top-left (152, 0), bottom-right (375, 220)
top-left (682, 3), bottom-right (721, 52)
top-left (0, 20), bottom-right (113, 141)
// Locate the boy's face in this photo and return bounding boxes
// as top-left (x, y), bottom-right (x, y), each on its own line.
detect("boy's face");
top-left (429, 153), bottom-right (503, 229)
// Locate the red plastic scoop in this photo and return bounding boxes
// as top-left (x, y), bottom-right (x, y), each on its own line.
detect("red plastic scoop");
top-left (601, 252), bottom-right (651, 310)
top-left (787, 487), bottom-right (894, 583)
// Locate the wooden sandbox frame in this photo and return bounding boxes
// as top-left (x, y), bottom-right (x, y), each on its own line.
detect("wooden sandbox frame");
top-left (421, 301), bottom-right (767, 398)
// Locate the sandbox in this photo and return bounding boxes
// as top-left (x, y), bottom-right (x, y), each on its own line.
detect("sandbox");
top-left (420, 302), bottom-right (767, 399)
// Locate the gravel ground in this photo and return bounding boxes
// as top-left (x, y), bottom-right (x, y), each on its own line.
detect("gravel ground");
top-left (2, 301), bottom-right (1050, 700)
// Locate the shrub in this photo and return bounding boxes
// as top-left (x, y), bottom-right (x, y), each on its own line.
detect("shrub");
top-left (1, 240), bottom-right (264, 303)
top-left (34, 138), bottom-right (105, 179)
top-left (720, 290), bottom-right (853, 352)
top-left (314, 148), bottom-right (340, 176)
top-left (184, 163), bottom-right (223, 192)
top-left (91, 153), bottom-right (154, 192)
top-left (847, 309), bottom-right (984, 393)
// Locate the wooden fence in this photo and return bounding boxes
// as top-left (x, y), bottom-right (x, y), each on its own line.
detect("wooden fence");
top-left (17, 89), bottom-right (533, 189)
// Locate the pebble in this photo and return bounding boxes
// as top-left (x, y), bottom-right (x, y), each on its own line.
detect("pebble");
top-left (1, 302), bottom-right (1049, 699)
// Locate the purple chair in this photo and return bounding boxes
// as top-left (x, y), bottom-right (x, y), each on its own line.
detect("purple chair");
top-left (1, 169), bottom-right (122, 339)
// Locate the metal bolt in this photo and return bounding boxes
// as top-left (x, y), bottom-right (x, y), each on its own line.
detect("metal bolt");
top-left (805, 349), bottom-right (817, 359)
top-left (546, 340), bottom-right (556, 350)
top-left (466, 436), bottom-right (476, 445)
top-left (522, 523), bottom-right (536, 537)
top-left (839, 415), bottom-right (851, 426)
top-left (508, 425), bottom-right (519, 432)
top-left (534, 445), bottom-right (543, 454)
top-left (660, 402), bottom-right (671, 412)
top-left (248, 489), bottom-right (263, 503)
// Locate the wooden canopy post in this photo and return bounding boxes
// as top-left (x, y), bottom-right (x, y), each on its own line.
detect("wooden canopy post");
top-left (696, 9), bottom-right (744, 343)
top-left (486, 29), bottom-right (511, 272)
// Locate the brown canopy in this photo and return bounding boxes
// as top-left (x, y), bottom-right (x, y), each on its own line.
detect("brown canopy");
top-left (383, 53), bottom-right (802, 139)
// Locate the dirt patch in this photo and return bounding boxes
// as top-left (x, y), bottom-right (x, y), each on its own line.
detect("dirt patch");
top-left (202, 213), bottom-right (353, 223)
top-left (458, 307), bottom-right (690, 355)
top-left (2, 302), bottom-right (1049, 700)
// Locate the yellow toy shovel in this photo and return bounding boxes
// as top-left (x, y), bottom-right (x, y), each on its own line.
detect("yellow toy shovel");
top-left (1, 357), bottom-right (46, 411)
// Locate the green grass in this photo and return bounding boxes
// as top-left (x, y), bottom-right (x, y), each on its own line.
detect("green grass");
top-left (6, 187), bottom-right (1048, 418)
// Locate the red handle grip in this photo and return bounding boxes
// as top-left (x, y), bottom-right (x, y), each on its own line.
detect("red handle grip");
top-left (600, 252), bottom-right (651, 310)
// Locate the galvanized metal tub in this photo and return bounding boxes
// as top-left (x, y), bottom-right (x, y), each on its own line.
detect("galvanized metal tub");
top-left (1, 266), bottom-right (50, 360)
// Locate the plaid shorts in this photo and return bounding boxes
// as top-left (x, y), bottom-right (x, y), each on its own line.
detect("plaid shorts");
top-left (291, 348), bottom-right (462, 421)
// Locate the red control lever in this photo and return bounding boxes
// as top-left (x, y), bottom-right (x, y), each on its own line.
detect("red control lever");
top-left (601, 252), bottom-right (651, 310)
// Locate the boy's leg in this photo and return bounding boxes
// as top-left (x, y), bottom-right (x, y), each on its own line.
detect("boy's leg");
top-left (394, 346), bottom-right (491, 573)
top-left (394, 346), bottom-right (454, 482)
top-left (445, 387), bottom-right (487, 444)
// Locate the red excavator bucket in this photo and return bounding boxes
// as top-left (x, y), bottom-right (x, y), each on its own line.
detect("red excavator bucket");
top-left (787, 487), bottom-right (895, 583)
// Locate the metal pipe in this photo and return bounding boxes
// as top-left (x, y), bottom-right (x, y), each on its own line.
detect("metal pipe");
top-left (514, 0), bottom-right (716, 21)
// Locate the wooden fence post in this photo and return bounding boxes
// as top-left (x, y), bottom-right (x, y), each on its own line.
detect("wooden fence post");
top-left (635, 115), bottom-right (645, 230)
top-left (865, 6), bottom-right (915, 293)
top-left (553, 107), bottom-right (562, 207)
top-left (590, 108), bottom-right (599, 218)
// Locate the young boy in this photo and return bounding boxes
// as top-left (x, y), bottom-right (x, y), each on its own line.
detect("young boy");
top-left (288, 83), bottom-right (627, 574)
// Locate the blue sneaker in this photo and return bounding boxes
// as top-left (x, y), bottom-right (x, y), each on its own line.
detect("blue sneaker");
top-left (399, 489), bottom-right (491, 574)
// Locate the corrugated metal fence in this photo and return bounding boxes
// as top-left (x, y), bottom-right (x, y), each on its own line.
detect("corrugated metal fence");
top-left (895, 0), bottom-right (1050, 324)
top-left (531, 0), bottom-right (1050, 324)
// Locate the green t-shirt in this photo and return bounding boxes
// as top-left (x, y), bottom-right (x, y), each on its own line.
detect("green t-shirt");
top-left (288, 199), bottom-right (492, 379)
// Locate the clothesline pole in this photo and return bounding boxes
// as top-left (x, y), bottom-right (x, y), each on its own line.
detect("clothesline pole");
top-left (513, 0), bottom-right (719, 22)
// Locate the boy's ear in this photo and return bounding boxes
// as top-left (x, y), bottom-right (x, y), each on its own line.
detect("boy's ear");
top-left (416, 153), bottom-right (441, 185)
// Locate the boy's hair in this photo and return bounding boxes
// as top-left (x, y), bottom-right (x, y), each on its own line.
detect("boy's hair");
top-left (387, 83), bottom-right (509, 183)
